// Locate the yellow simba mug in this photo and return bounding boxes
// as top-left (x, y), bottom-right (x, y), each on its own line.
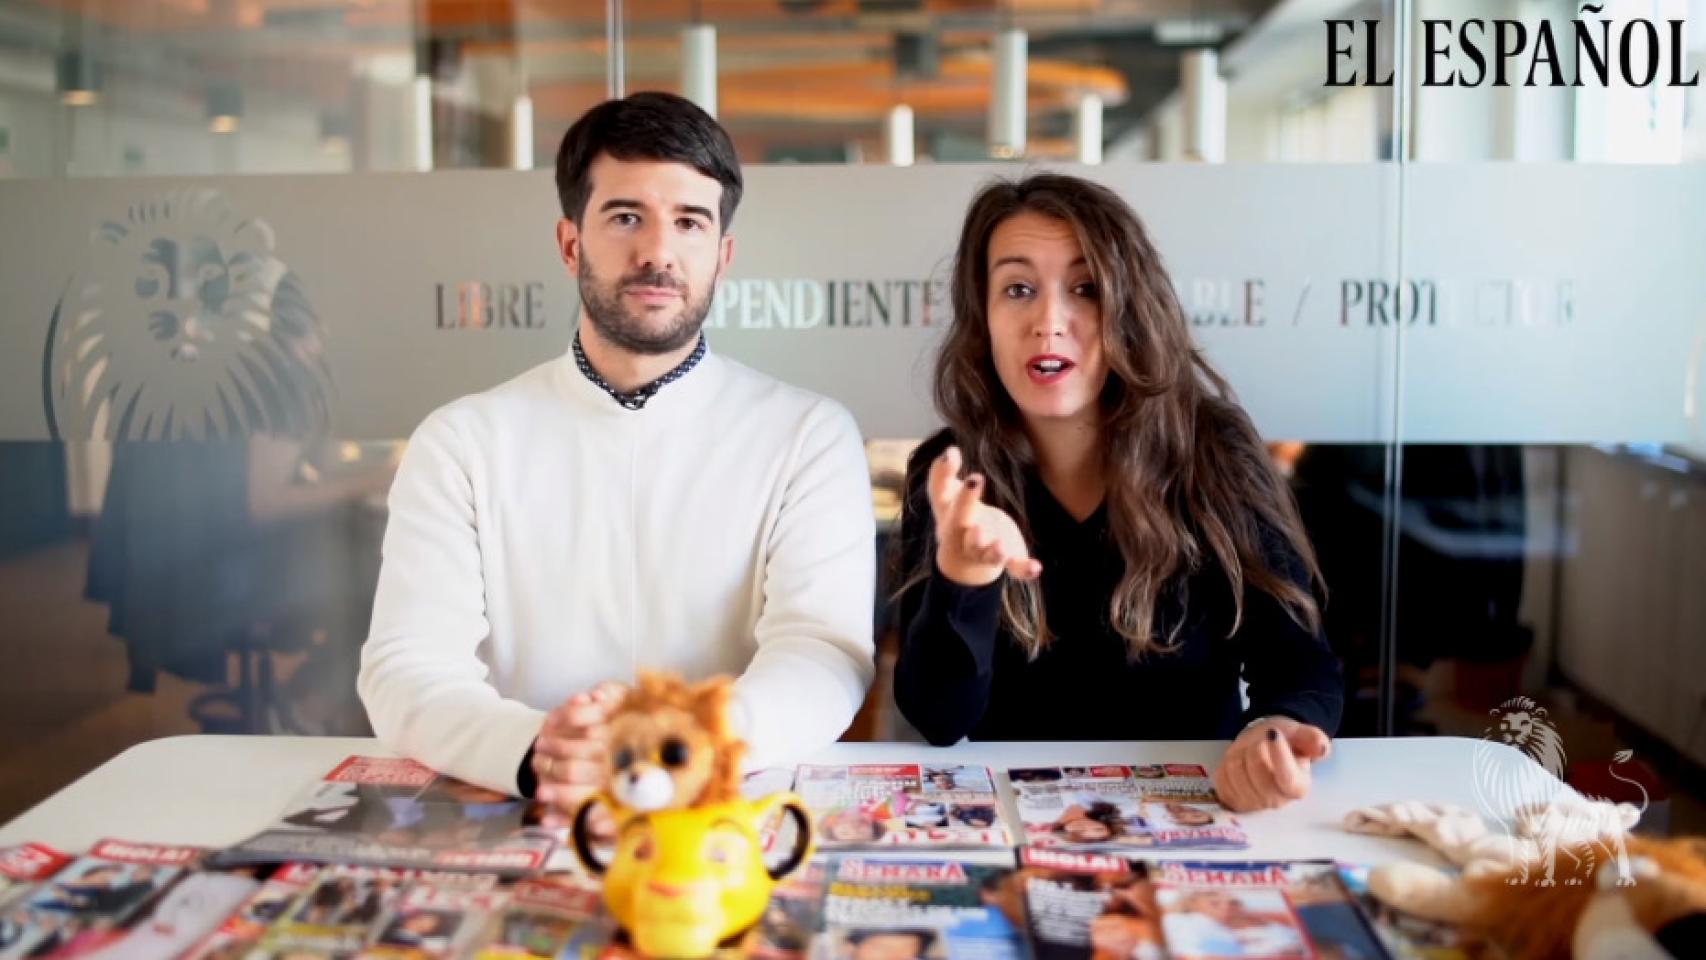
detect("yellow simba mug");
top-left (571, 792), bottom-right (813, 959)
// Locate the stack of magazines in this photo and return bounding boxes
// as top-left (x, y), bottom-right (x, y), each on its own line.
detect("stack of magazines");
top-left (0, 756), bottom-right (1494, 959)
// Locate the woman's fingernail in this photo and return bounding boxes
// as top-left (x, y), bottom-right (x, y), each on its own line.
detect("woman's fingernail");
top-left (1267, 729), bottom-right (1279, 741)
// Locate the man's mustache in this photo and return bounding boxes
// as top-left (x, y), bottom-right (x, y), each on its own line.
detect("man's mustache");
top-left (621, 270), bottom-right (685, 292)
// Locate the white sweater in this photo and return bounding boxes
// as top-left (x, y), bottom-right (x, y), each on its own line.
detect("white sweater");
top-left (358, 347), bottom-right (877, 794)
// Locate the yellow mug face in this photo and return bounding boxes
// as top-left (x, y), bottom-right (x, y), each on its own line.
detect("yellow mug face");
top-left (571, 792), bottom-right (812, 959)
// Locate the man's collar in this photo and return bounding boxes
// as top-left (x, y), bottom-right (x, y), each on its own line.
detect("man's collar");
top-left (571, 330), bottom-right (707, 411)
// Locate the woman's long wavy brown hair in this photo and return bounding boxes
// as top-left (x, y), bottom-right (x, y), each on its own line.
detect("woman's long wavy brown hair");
top-left (916, 173), bottom-right (1322, 659)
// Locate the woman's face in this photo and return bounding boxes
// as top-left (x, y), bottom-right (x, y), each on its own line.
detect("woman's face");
top-left (1059, 817), bottom-right (1114, 842)
top-left (1187, 890), bottom-right (1239, 922)
top-left (826, 813), bottom-right (879, 842)
top-left (1165, 804), bottom-right (1214, 826)
top-left (985, 211), bottom-right (1109, 430)
top-left (1089, 913), bottom-right (1149, 958)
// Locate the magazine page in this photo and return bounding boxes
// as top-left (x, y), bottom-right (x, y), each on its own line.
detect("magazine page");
top-left (76, 868), bottom-right (262, 960)
top-left (1011, 766), bottom-right (1143, 850)
top-left (1149, 860), bottom-right (1391, 960)
top-left (212, 756), bottom-right (552, 877)
top-left (1010, 766), bottom-right (1246, 852)
top-left (0, 845), bottom-right (73, 910)
top-left (1336, 865), bottom-right (1495, 960)
top-left (249, 865), bottom-right (414, 957)
top-left (182, 863), bottom-right (321, 960)
top-left (359, 881), bottom-right (509, 959)
top-left (796, 765), bottom-right (1009, 849)
top-left (466, 877), bottom-right (610, 960)
top-left (814, 857), bottom-right (1024, 960)
top-left (1131, 766), bottom-right (1247, 851)
top-left (248, 866), bottom-right (495, 957)
top-left (748, 861), bottom-right (826, 960)
top-left (0, 839), bottom-right (199, 960)
top-left (1016, 848), bottom-right (1165, 960)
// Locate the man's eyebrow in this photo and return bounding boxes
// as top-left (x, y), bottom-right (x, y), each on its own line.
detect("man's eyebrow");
top-left (597, 199), bottom-right (716, 224)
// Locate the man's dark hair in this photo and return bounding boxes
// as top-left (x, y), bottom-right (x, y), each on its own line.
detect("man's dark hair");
top-left (554, 91), bottom-right (743, 231)
top-left (847, 929), bottom-right (936, 954)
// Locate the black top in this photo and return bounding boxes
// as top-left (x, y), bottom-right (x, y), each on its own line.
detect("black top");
top-left (893, 430), bottom-right (1343, 746)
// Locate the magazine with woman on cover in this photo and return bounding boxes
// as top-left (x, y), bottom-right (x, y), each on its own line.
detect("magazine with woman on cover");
top-left (1016, 847), bottom-right (1166, 960)
top-left (1150, 860), bottom-right (1390, 960)
top-left (1010, 765), bottom-right (1247, 852)
top-left (814, 857), bottom-right (1023, 960)
top-left (795, 765), bottom-right (1009, 849)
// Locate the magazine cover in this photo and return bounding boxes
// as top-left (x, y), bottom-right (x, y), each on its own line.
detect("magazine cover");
top-left (748, 861), bottom-right (826, 960)
top-left (468, 878), bottom-right (607, 960)
top-left (249, 865), bottom-right (413, 956)
top-left (0, 839), bottom-right (199, 960)
top-left (248, 866), bottom-right (495, 957)
top-left (360, 881), bottom-right (509, 959)
top-left (1335, 865), bottom-right (1495, 960)
top-left (1150, 860), bottom-right (1391, 960)
top-left (1017, 847), bottom-right (1165, 960)
top-left (814, 857), bottom-right (1024, 960)
top-left (182, 863), bottom-right (321, 960)
top-left (76, 867), bottom-right (263, 960)
top-left (1010, 765), bottom-right (1247, 851)
top-left (211, 756), bottom-right (553, 877)
top-left (0, 845), bottom-right (72, 908)
top-left (795, 765), bottom-right (1009, 849)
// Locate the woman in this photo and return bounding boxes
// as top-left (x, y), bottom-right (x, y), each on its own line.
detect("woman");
top-left (892, 174), bottom-right (1341, 812)
top-left (1051, 800), bottom-right (1131, 843)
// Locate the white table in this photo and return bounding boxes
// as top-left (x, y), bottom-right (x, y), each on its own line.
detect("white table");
top-left (0, 735), bottom-right (1546, 868)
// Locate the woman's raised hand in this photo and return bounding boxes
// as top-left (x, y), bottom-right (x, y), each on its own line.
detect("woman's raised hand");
top-left (927, 446), bottom-right (1043, 587)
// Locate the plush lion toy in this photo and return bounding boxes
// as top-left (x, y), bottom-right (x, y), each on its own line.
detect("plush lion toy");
top-left (1369, 835), bottom-right (1706, 959)
top-left (603, 673), bottom-right (745, 812)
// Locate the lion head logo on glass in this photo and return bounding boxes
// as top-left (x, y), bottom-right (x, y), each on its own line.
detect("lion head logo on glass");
top-left (43, 188), bottom-right (332, 442)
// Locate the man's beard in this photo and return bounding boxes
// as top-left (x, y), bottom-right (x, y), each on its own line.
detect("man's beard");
top-left (578, 254), bottom-right (716, 356)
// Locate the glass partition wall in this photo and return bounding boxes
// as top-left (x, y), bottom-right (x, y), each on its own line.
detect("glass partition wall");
top-left (0, 0), bottom-right (1701, 839)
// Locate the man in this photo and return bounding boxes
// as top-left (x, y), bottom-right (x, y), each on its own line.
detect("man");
top-left (358, 92), bottom-right (876, 816)
top-left (843, 929), bottom-right (936, 960)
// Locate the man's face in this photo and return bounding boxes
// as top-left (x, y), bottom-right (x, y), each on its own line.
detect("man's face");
top-left (557, 153), bottom-right (734, 355)
top-left (851, 933), bottom-right (928, 960)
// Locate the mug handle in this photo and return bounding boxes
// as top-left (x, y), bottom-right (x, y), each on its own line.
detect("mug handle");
top-left (570, 793), bottom-right (616, 876)
top-left (756, 792), bottom-right (814, 881)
